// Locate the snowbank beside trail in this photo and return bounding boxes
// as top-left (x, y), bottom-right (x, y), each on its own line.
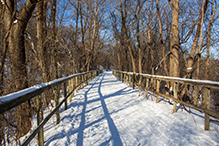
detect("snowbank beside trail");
top-left (27, 71), bottom-right (218, 146)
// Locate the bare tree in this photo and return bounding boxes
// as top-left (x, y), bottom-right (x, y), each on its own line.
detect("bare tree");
top-left (3, 0), bottom-right (37, 138)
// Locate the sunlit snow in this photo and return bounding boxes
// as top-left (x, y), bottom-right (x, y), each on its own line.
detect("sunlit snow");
top-left (23, 71), bottom-right (219, 146)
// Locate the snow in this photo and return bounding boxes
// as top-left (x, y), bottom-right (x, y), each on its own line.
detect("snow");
top-left (13, 19), bottom-right (17, 24)
top-left (24, 72), bottom-right (219, 145)
top-left (0, 71), bottom-right (94, 104)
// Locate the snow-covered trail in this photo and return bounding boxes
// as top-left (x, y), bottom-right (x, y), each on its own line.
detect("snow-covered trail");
top-left (38, 71), bottom-right (218, 146)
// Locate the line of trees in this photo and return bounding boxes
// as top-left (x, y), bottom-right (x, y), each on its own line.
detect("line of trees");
top-left (109, 0), bottom-right (219, 113)
top-left (0, 0), bottom-right (219, 145)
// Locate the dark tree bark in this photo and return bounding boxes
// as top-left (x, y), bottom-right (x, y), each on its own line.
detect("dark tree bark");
top-left (156, 0), bottom-right (169, 77)
top-left (169, 0), bottom-right (179, 113)
top-left (3, 0), bottom-right (37, 138)
top-left (119, 0), bottom-right (135, 72)
top-left (186, 0), bottom-right (209, 77)
top-left (37, 0), bottom-right (49, 83)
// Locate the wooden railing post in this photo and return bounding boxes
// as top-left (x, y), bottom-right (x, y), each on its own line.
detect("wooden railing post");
top-left (145, 78), bottom-right (149, 98)
top-left (123, 73), bottom-right (125, 83)
top-left (129, 74), bottom-right (131, 87)
top-left (126, 73), bottom-right (128, 85)
top-left (72, 78), bottom-right (75, 100)
top-left (90, 72), bottom-right (92, 81)
top-left (194, 86), bottom-right (198, 106)
top-left (156, 80), bottom-right (160, 103)
top-left (69, 79), bottom-right (73, 102)
top-left (133, 73), bottom-right (135, 89)
top-left (85, 74), bottom-right (87, 86)
top-left (37, 94), bottom-right (44, 146)
top-left (54, 85), bottom-right (60, 124)
top-left (76, 76), bottom-right (78, 93)
top-left (82, 74), bottom-right (84, 88)
top-left (87, 74), bottom-right (88, 85)
top-left (204, 87), bottom-right (210, 130)
top-left (173, 82), bottom-right (178, 113)
top-left (64, 82), bottom-right (67, 110)
top-left (79, 75), bottom-right (81, 90)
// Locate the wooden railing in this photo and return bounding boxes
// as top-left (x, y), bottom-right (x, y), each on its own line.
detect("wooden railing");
top-left (0, 70), bottom-right (104, 146)
top-left (113, 70), bottom-right (219, 131)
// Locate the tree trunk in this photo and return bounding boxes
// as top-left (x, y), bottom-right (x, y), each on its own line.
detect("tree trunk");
top-left (136, 4), bottom-right (142, 92)
top-left (51, 0), bottom-right (60, 124)
top-left (197, 0), bottom-right (206, 80)
top-left (4, 0), bottom-right (37, 138)
top-left (205, 0), bottom-right (214, 80)
top-left (156, 0), bottom-right (168, 76)
top-left (169, 0), bottom-right (179, 113)
top-left (37, 0), bottom-right (49, 83)
top-left (119, 0), bottom-right (135, 72)
top-left (186, 0), bottom-right (209, 76)
top-left (169, 0), bottom-right (179, 78)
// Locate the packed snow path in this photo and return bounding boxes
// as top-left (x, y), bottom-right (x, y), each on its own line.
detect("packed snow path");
top-left (39, 72), bottom-right (218, 146)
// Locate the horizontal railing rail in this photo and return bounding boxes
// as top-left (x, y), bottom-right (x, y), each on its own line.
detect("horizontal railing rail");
top-left (0, 70), bottom-right (101, 114)
top-left (113, 70), bottom-right (219, 131)
top-left (114, 70), bottom-right (219, 89)
top-left (0, 70), bottom-right (104, 146)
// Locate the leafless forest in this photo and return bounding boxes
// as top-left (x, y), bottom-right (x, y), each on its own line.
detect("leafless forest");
top-left (0, 0), bottom-right (219, 145)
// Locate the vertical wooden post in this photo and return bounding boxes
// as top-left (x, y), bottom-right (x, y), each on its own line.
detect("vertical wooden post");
top-left (123, 73), bottom-right (125, 83)
top-left (126, 74), bottom-right (128, 85)
top-left (129, 74), bottom-right (131, 87)
top-left (173, 82), bottom-right (178, 113)
top-left (156, 80), bottom-right (160, 103)
top-left (64, 82), bottom-right (67, 110)
top-left (54, 85), bottom-right (60, 124)
top-left (79, 75), bottom-right (81, 90)
top-left (204, 87), bottom-right (210, 130)
top-left (85, 74), bottom-right (87, 86)
top-left (194, 86), bottom-right (198, 106)
top-left (133, 73), bottom-right (135, 89)
top-left (82, 74), bottom-right (84, 88)
top-left (37, 94), bottom-right (44, 146)
top-left (72, 78), bottom-right (75, 99)
top-left (86, 74), bottom-right (88, 83)
top-left (91, 72), bottom-right (93, 81)
top-left (120, 72), bottom-right (122, 82)
top-left (69, 79), bottom-right (72, 102)
top-left (145, 78), bottom-right (149, 98)
top-left (76, 76), bottom-right (78, 93)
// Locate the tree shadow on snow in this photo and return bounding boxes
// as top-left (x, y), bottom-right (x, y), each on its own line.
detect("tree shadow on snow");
top-left (97, 73), bottom-right (123, 146)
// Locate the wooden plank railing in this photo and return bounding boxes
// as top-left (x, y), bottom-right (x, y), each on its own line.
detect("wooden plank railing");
top-left (0, 70), bottom-right (104, 146)
top-left (113, 70), bottom-right (219, 131)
